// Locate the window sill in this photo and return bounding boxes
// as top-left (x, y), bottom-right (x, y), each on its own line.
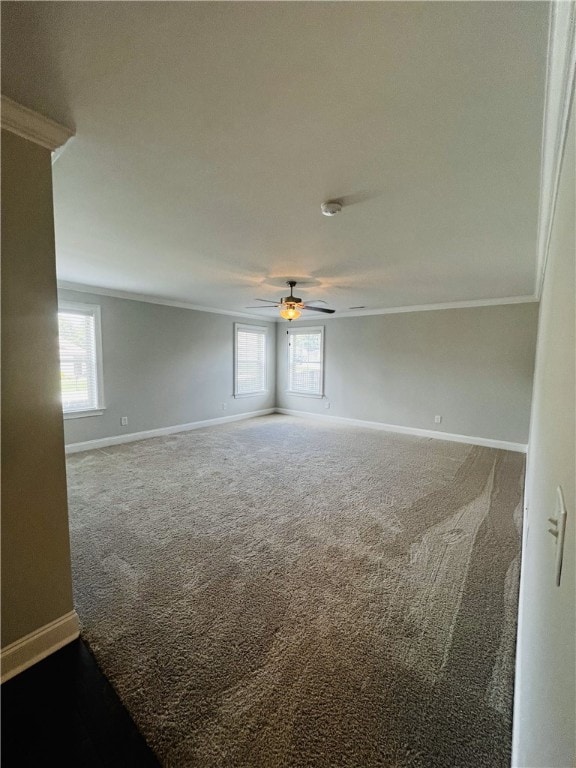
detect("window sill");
top-left (63, 408), bottom-right (105, 420)
top-left (233, 392), bottom-right (268, 399)
top-left (286, 391), bottom-right (324, 399)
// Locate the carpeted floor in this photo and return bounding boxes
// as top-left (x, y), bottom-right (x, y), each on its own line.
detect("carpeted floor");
top-left (66, 415), bottom-right (524, 767)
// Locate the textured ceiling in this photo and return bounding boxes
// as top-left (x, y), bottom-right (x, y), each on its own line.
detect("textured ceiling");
top-left (1, 2), bottom-right (549, 316)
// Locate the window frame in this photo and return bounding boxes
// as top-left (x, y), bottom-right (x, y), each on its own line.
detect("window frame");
top-left (58, 301), bottom-right (105, 419)
top-left (233, 323), bottom-right (268, 398)
top-left (286, 325), bottom-right (325, 398)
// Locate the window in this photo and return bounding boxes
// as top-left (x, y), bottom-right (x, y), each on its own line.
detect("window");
top-left (287, 326), bottom-right (324, 396)
top-left (58, 302), bottom-right (104, 417)
top-left (234, 324), bottom-right (267, 396)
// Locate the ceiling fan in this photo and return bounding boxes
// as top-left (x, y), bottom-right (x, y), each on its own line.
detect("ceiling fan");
top-left (247, 280), bottom-right (336, 321)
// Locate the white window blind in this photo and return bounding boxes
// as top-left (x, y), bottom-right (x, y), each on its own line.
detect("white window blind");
top-left (288, 327), bottom-right (324, 396)
top-left (58, 303), bottom-right (103, 414)
top-left (234, 324), bottom-right (267, 396)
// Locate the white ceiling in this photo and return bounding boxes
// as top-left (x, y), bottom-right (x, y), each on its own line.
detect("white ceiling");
top-left (2, 2), bottom-right (550, 317)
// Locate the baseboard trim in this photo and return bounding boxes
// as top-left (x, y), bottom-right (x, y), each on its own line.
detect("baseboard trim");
top-left (65, 407), bottom-right (527, 454)
top-left (511, 471), bottom-right (530, 767)
top-left (65, 409), bottom-right (275, 454)
top-left (1, 610), bottom-right (80, 683)
top-left (275, 408), bottom-right (527, 453)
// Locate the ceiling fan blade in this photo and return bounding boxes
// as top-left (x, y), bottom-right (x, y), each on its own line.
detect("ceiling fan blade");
top-left (302, 305), bottom-right (335, 314)
top-left (245, 305), bottom-right (279, 309)
top-left (254, 298), bottom-right (280, 303)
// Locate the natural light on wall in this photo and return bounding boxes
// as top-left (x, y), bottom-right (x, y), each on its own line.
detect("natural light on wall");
top-left (58, 303), bottom-right (103, 414)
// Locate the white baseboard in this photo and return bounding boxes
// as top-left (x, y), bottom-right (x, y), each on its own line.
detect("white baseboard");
top-left (511, 483), bottom-right (529, 766)
top-left (275, 408), bottom-right (527, 453)
top-left (67, 408), bottom-right (527, 454)
top-left (1, 610), bottom-right (80, 683)
top-left (65, 408), bottom-right (275, 454)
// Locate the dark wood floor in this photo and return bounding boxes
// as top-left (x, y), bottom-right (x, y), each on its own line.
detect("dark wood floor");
top-left (2, 639), bottom-right (160, 767)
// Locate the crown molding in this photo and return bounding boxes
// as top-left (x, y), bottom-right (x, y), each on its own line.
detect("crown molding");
top-left (58, 282), bottom-right (538, 323)
top-left (292, 295), bottom-right (538, 321)
top-left (535, 0), bottom-right (576, 299)
top-left (57, 281), bottom-right (271, 322)
top-left (1, 95), bottom-right (75, 151)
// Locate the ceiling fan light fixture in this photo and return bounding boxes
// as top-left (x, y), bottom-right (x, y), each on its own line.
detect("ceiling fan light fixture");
top-left (247, 281), bottom-right (334, 320)
top-left (279, 304), bottom-right (301, 321)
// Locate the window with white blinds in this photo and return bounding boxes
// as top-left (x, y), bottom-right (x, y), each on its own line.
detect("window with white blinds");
top-left (287, 327), bottom-right (324, 396)
top-left (234, 324), bottom-right (267, 396)
top-left (58, 302), bottom-right (104, 415)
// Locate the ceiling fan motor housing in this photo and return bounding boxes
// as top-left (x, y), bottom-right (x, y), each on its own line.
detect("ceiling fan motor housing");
top-left (283, 280), bottom-right (302, 305)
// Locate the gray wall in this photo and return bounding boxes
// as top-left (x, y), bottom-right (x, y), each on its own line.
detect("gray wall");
top-left (276, 303), bottom-right (538, 445)
top-left (59, 289), bottom-right (276, 445)
top-left (513, 102), bottom-right (574, 767)
top-left (1, 131), bottom-right (74, 647)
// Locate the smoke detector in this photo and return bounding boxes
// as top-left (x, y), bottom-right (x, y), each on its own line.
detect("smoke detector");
top-left (321, 200), bottom-right (342, 217)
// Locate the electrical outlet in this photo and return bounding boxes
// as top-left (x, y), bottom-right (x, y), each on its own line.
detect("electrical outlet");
top-left (221, 402), bottom-right (227, 411)
top-left (324, 401), bottom-right (331, 409)
top-left (121, 416), bottom-right (128, 426)
top-left (435, 415), bottom-right (442, 424)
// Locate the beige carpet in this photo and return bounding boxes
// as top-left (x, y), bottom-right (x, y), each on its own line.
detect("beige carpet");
top-left (66, 415), bottom-right (524, 767)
